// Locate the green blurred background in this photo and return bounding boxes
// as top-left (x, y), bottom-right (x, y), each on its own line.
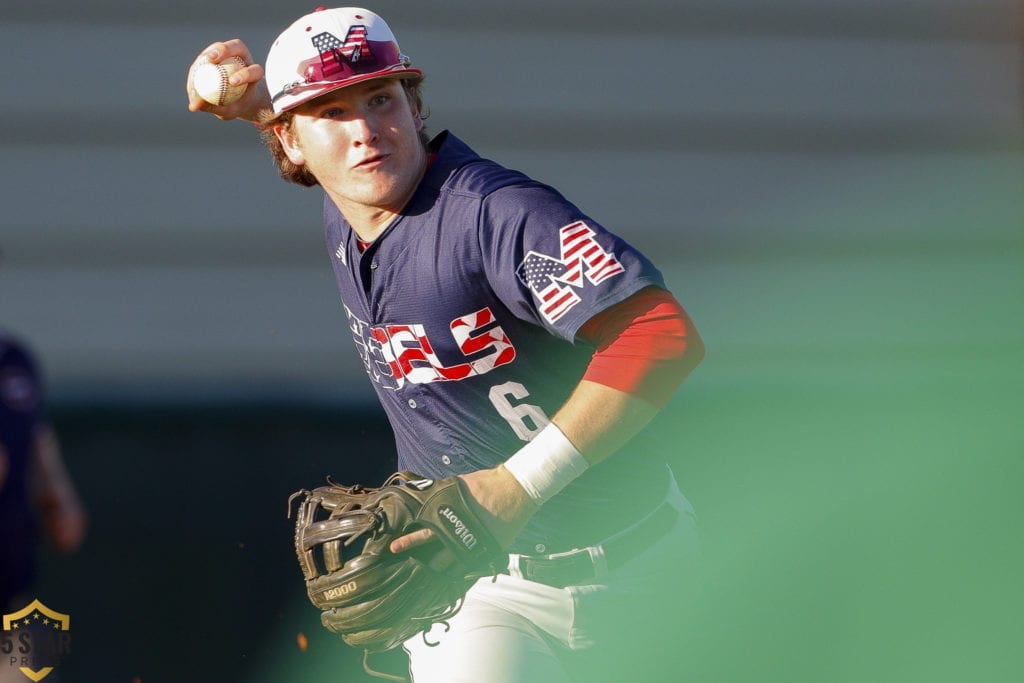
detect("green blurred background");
top-left (3, 1), bottom-right (1022, 681)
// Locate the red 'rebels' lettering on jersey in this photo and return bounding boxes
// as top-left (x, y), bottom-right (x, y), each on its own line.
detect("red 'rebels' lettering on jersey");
top-left (449, 307), bottom-right (516, 369)
top-left (515, 221), bottom-right (625, 324)
top-left (346, 306), bottom-right (516, 390)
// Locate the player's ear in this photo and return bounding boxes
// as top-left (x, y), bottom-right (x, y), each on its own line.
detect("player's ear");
top-left (274, 123), bottom-right (305, 166)
top-left (400, 80), bottom-right (424, 133)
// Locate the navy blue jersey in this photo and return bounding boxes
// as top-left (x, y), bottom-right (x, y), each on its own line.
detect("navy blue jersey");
top-left (324, 132), bottom-right (672, 552)
top-left (0, 330), bottom-right (43, 605)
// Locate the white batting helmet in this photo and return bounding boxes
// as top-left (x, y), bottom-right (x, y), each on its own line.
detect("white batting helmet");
top-left (265, 6), bottom-right (422, 116)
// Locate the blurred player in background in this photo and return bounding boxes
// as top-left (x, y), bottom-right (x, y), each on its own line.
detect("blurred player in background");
top-left (188, 7), bottom-right (704, 681)
top-left (0, 326), bottom-right (87, 615)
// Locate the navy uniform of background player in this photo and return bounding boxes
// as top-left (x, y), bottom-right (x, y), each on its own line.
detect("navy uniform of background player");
top-left (188, 8), bottom-right (705, 681)
top-left (0, 329), bottom-right (87, 615)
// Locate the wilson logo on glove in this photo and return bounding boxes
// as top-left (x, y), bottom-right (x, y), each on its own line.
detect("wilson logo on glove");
top-left (438, 506), bottom-right (478, 550)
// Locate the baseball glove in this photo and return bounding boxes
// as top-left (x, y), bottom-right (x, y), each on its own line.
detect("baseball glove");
top-left (288, 471), bottom-right (506, 655)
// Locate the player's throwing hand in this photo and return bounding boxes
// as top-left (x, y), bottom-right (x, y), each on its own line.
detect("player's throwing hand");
top-left (186, 39), bottom-right (270, 122)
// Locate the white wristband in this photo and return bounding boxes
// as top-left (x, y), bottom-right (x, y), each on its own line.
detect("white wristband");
top-left (503, 423), bottom-right (590, 505)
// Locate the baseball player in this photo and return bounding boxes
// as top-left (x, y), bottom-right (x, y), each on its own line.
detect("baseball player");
top-left (0, 328), bottom-right (87, 616)
top-left (187, 7), bottom-right (704, 681)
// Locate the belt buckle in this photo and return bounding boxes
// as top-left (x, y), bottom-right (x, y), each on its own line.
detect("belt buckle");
top-left (521, 549), bottom-right (596, 588)
top-left (518, 503), bottom-right (680, 587)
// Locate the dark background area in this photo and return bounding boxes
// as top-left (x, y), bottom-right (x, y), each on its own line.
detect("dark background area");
top-left (33, 402), bottom-right (400, 682)
top-left (33, 393), bottom-right (729, 683)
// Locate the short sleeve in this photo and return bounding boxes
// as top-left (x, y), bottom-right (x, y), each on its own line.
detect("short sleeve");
top-left (477, 183), bottom-right (665, 341)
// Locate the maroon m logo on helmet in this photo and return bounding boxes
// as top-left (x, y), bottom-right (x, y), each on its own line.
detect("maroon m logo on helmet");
top-left (312, 25), bottom-right (371, 68)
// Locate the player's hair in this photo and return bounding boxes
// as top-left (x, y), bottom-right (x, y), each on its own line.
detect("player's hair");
top-left (258, 76), bottom-right (429, 188)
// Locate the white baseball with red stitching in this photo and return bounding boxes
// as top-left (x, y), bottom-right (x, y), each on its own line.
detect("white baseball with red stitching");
top-left (193, 56), bottom-right (247, 106)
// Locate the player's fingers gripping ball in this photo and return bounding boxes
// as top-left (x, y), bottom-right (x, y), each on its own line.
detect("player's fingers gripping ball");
top-left (288, 472), bottom-right (505, 653)
top-left (192, 55), bottom-right (248, 106)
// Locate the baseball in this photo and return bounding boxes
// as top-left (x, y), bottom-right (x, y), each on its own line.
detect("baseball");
top-left (192, 56), bottom-right (248, 106)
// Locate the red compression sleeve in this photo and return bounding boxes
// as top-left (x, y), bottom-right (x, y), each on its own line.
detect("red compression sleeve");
top-left (577, 287), bottom-right (702, 408)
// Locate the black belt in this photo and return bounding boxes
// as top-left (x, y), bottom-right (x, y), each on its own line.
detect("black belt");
top-left (511, 503), bottom-right (680, 589)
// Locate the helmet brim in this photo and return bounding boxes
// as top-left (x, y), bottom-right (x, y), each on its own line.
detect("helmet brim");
top-left (266, 68), bottom-right (422, 120)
